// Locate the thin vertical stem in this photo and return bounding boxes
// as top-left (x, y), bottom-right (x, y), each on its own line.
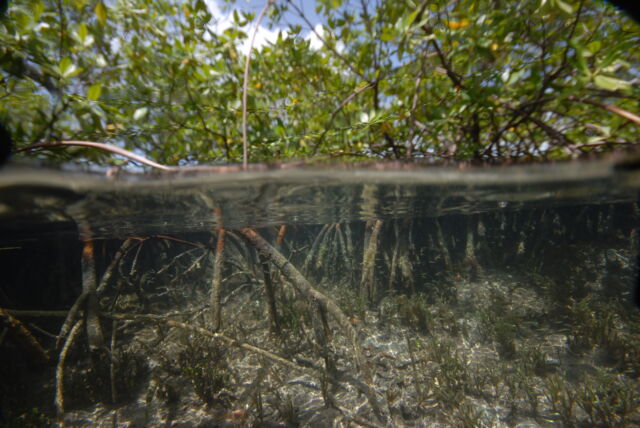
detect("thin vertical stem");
top-left (242, 0), bottom-right (274, 168)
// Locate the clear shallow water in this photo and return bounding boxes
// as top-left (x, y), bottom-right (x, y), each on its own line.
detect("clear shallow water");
top-left (1, 160), bottom-right (639, 427)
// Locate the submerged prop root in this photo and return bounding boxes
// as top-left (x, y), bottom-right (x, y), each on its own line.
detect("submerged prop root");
top-left (56, 319), bottom-right (84, 423)
top-left (97, 238), bottom-right (136, 295)
top-left (56, 291), bottom-right (89, 349)
top-left (210, 228), bottom-right (226, 330)
top-left (81, 240), bottom-right (104, 351)
top-left (360, 219), bottom-right (382, 301)
top-left (0, 308), bottom-right (49, 364)
top-left (236, 228), bottom-right (386, 422)
top-left (237, 228), bottom-right (360, 355)
top-left (302, 224), bottom-right (331, 274)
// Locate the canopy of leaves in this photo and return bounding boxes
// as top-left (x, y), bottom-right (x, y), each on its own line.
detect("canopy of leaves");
top-left (0, 0), bottom-right (638, 167)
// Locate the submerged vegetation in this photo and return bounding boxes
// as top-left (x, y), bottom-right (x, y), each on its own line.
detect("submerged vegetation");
top-left (1, 201), bottom-right (638, 426)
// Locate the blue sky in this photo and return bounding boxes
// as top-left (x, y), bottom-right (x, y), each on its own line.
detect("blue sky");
top-left (206, 0), bottom-right (327, 52)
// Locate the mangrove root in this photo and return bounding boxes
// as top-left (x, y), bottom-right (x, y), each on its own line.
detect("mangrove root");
top-left (210, 228), bottom-right (226, 331)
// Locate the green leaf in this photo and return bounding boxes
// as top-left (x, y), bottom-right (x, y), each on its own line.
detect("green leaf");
top-left (570, 40), bottom-right (590, 77)
top-left (379, 27), bottom-right (395, 42)
top-left (87, 83), bottom-right (102, 101)
top-left (586, 40), bottom-right (601, 54)
top-left (76, 23), bottom-right (94, 47)
top-left (396, 8), bottom-right (420, 33)
top-left (78, 23), bottom-right (88, 41)
top-left (59, 57), bottom-right (73, 75)
top-left (133, 107), bottom-right (148, 120)
top-left (195, 0), bottom-right (206, 12)
top-left (593, 75), bottom-right (631, 91)
top-left (58, 57), bottom-right (81, 78)
top-left (507, 70), bottom-right (525, 86)
top-left (95, 1), bottom-right (107, 26)
top-left (555, 0), bottom-right (574, 14)
top-left (32, 0), bottom-right (45, 21)
top-left (597, 41), bottom-right (635, 72)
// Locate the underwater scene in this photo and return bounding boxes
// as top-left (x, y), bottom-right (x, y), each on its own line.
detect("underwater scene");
top-left (1, 161), bottom-right (639, 427)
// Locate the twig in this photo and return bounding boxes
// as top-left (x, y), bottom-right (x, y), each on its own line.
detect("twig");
top-left (405, 71), bottom-right (425, 158)
top-left (527, 115), bottom-right (576, 153)
top-left (575, 140), bottom-right (636, 149)
top-left (429, 38), bottom-right (464, 90)
top-left (15, 140), bottom-right (176, 171)
top-left (151, 234), bottom-right (212, 250)
top-left (287, 0), bottom-right (367, 80)
top-left (156, 247), bottom-right (202, 276)
top-left (30, 99), bottom-right (70, 145)
top-left (28, 323), bottom-right (58, 339)
top-left (242, 0), bottom-right (274, 169)
top-left (184, 82), bottom-right (229, 157)
top-left (312, 80), bottom-right (379, 155)
top-left (570, 96), bottom-right (640, 126)
top-left (176, 250), bottom-right (209, 279)
top-left (4, 309), bottom-right (70, 317)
